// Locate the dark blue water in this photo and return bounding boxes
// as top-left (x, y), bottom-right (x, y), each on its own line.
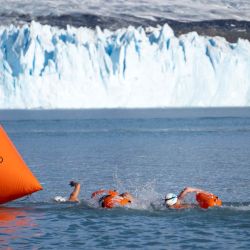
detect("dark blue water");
top-left (1, 109), bottom-right (250, 249)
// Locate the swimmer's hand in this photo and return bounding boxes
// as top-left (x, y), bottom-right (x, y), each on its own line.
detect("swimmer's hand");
top-left (69, 181), bottom-right (77, 187)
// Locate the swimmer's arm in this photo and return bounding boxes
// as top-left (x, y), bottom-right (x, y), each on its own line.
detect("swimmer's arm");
top-left (91, 189), bottom-right (118, 198)
top-left (91, 190), bottom-right (107, 198)
top-left (177, 203), bottom-right (196, 209)
top-left (69, 183), bottom-right (81, 202)
top-left (178, 187), bottom-right (207, 201)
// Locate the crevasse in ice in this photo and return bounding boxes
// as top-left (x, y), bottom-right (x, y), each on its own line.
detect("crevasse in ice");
top-left (0, 21), bottom-right (250, 108)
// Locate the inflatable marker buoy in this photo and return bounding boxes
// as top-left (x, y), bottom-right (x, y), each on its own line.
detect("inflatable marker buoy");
top-left (0, 126), bottom-right (43, 204)
top-left (196, 192), bottom-right (222, 209)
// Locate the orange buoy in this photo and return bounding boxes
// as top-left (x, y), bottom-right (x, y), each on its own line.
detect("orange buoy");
top-left (0, 125), bottom-right (43, 204)
top-left (196, 192), bottom-right (222, 209)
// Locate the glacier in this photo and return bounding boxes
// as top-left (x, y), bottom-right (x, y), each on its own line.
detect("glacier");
top-left (0, 21), bottom-right (250, 109)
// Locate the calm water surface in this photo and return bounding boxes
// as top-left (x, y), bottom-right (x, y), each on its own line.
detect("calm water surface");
top-left (0, 109), bottom-right (250, 249)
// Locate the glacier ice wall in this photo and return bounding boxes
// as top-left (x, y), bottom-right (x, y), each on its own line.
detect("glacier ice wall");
top-left (0, 21), bottom-right (250, 109)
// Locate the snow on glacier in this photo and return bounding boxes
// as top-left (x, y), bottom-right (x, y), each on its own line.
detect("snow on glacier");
top-left (0, 21), bottom-right (250, 109)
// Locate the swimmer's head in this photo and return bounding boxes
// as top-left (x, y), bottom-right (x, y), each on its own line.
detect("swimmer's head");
top-left (69, 181), bottom-right (77, 187)
top-left (120, 192), bottom-right (133, 202)
top-left (164, 193), bottom-right (178, 206)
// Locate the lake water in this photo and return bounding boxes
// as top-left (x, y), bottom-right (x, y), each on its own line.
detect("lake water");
top-left (1, 108), bottom-right (250, 249)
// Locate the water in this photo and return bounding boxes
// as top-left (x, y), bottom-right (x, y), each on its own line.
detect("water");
top-left (1, 108), bottom-right (250, 249)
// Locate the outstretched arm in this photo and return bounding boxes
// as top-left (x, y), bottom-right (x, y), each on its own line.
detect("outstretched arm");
top-left (91, 190), bottom-right (107, 198)
top-left (68, 182), bottom-right (81, 202)
top-left (177, 187), bottom-right (207, 201)
top-left (91, 190), bottom-right (118, 198)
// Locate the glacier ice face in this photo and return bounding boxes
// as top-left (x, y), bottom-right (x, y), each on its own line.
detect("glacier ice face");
top-left (0, 21), bottom-right (250, 109)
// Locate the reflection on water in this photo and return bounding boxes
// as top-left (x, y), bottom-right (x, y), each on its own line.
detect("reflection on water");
top-left (0, 207), bottom-right (36, 245)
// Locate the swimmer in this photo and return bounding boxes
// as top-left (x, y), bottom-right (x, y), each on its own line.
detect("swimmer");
top-left (119, 192), bottom-right (134, 203)
top-left (164, 187), bottom-right (221, 209)
top-left (68, 181), bottom-right (81, 202)
top-left (54, 180), bottom-right (81, 203)
top-left (91, 189), bottom-right (134, 208)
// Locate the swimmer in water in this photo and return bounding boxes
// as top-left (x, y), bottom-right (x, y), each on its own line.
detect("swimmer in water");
top-left (91, 189), bottom-right (134, 208)
top-left (54, 180), bottom-right (81, 203)
top-left (68, 181), bottom-right (81, 202)
top-left (164, 187), bottom-right (212, 209)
